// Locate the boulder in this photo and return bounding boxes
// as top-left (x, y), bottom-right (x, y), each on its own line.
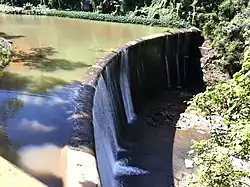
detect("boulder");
top-left (0, 37), bottom-right (13, 52)
top-left (185, 159), bottom-right (194, 169)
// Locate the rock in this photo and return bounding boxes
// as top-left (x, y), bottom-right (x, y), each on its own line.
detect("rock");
top-left (239, 177), bottom-right (250, 186)
top-left (0, 37), bottom-right (12, 52)
top-left (188, 150), bottom-right (194, 155)
top-left (231, 156), bottom-right (250, 171)
top-left (185, 159), bottom-right (194, 169)
top-left (175, 113), bottom-right (212, 130)
top-left (245, 70), bottom-right (250, 77)
top-left (197, 130), bottom-right (206, 134)
top-left (188, 27), bottom-right (201, 32)
top-left (177, 172), bottom-right (193, 187)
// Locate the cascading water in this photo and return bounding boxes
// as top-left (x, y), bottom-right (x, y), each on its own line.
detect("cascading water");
top-left (176, 35), bottom-right (181, 88)
top-left (94, 75), bottom-right (148, 187)
top-left (183, 56), bottom-right (187, 86)
top-left (93, 74), bottom-right (122, 187)
top-left (119, 49), bottom-right (136, 124)
top-left (94, 50), bottom-right (150, 187)
top-left (165, 56), bottom-right (171, 88)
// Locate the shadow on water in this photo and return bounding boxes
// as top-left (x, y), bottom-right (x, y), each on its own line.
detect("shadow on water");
top-left (0, 97), bottom-right (23, 163)
top-left (0, 32), bottom-right (25, 40)
top-left (0, 71), bottom-right (69, 94)
top-left (13, 46), bottom-right (91, 72)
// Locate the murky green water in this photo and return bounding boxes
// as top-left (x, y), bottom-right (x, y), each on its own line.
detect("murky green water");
top-left (0, 14), bottom-right (162, 187)
top-left (0, 14), bottom-right (162, 94)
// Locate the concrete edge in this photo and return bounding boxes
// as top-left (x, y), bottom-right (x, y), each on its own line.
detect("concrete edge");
top-left (0, 156), bottom-right (47, 187)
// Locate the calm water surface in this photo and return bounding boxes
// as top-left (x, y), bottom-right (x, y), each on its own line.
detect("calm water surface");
top-left (0, 14), bottom-right (162, 187)
top-left (1, 14), bottom-right (162, 91)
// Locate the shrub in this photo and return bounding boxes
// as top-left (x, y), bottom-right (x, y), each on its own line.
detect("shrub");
top-left (0, 5), bottom-right (189, 28)
top-left (189, 26), bottom-right (250, 186)
top-left (0, 48), bottom-right (11, 69)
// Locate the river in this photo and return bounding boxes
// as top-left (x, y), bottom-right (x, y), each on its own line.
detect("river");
top-left (0, 14), bottom-right (162, 187)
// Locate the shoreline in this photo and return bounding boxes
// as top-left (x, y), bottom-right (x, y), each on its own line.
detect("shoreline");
top-left (0, 4), bottom-right (190, 28)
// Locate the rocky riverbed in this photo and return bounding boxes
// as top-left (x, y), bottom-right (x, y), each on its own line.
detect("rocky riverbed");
top-left (136, 90), bottom-right (211, 187)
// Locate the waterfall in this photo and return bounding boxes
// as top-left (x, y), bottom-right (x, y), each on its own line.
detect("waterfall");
top-left (183, 56), bottom-right (187, 86)
top-left (120, 49), bottom-right (136, 124)
top-left (93, 75), bottom-right (121, 187)
top-left (94, 74), bottom-right (148, 187)
top-left (176, 35), bottom-right (181, 88)
top-left (94, 75), bottom-right (124, 154)
top-left (165, 56), bottom-right (171, 88)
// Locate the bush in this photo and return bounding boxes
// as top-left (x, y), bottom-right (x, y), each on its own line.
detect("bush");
top-left (189, 25), bottom-right (250, 186)
top-left (0, 48), bottom-right (11, 69)
top-left (203, 7), bottom-right (250, 76)
top-left (191, 140), bottom-right (249, 187)
top-left (0, 5), bottom-right (189, 28)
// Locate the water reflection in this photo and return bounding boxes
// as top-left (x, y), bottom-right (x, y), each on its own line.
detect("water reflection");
top-left (18, 143), bottom-right (66, 187)
top-left (13, 46), bottom-right (91, 72)
top-left (0, 88), bottom-right (75, 187)
top-left (0, 71), bottom-right (68, 94)
top-left (19, 119), bottom-right (57, 133)
top-left (1, 14), bottom-right (162, 85)
top-left (0, 31), bottom-right (25, 40)
top-left (0, 97), bottom-right (23, 163)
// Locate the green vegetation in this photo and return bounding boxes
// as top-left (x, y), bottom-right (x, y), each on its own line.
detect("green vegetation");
top-left (189, 8), bottom-right (250, 186)
top-left (0, 4), bottom-right (188, 28)
top-left (0, 0), bottom-right (152, 13)
top-left (190, 47), bottom-right (250, 186)
top-left (0, 48), bottom-right (11, 70)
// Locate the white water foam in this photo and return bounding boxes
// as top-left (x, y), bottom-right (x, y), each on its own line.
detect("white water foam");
top-left (114, 158), bottom-right (149, 177)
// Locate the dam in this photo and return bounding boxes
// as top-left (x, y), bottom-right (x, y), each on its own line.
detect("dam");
top-left (0, 14), bottom-right (206, 187)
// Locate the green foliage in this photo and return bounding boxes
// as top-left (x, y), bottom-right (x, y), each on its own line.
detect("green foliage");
top-left (189, 25), bottom-right (250, 186)
top-left (203, 6), bottom-right (250, 76)
top-left (45, 9), bottom-right (188, 27)
top-left (130, 0), bottom-right (249, 75)
top-left (0, 4), bottom-right (189, 28)
top-left (191, 140), bottom-right (249, 187)
top-left (1, 0), bottom-right (152, 13)
top-left (0, 48), bottom-right (11, 69)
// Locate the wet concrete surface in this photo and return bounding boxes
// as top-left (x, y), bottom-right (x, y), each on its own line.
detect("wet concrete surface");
top-left (117, 89), bottom-right (209, 187)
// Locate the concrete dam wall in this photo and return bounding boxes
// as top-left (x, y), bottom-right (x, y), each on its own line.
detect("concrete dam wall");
top-left (68, 30), bottom-right (204, 187)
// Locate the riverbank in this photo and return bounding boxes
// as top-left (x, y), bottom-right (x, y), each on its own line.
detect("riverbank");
top-left (0, 5), bottom-right (189, 28)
